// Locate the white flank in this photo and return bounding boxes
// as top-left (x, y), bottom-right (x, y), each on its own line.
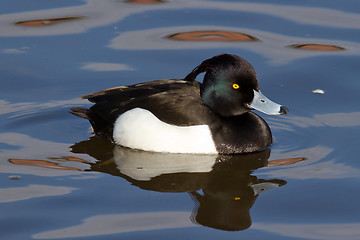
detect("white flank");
top-left (113, 108), bottom-right (217, 154)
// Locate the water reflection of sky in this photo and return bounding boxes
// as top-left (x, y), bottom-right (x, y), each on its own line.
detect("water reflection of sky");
top-left (2, 0), bottom-right (360, 65)
top-left (107, 25), bottom-right (359, 64)
top-left (2, 1), bottom-right (360, 34)
top-left (1, 0), bottom-right (360, 239)
top-left (33, 213), bottom-right (360, 240)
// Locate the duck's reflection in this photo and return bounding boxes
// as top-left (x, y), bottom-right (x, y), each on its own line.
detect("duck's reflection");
top-left (189, 160), bottom-right (285, 231)
top-left (71, 136), bottom-right (286, 231)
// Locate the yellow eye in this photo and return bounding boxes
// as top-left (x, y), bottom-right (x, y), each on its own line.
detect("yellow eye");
top-left (232, 84), bottom-right (240, 89)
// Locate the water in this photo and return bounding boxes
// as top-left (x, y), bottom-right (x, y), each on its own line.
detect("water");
top-left (1, 0), bottom-right (360, 239)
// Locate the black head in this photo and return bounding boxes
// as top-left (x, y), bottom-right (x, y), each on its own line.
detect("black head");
top-left (185, 54), bottom-right (258, 116)
top-left (185, 54), bottom-right (287, 117)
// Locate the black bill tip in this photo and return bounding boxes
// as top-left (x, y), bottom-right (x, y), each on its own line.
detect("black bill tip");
top-left (280, 106), bottom-right (289, 115)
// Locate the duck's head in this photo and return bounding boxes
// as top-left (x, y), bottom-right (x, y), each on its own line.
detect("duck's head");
top-left (185, 54), bottom-right (288, 117)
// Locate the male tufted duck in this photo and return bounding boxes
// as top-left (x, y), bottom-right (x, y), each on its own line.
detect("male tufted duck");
top-left (71, 54), bottom-right (288, 154)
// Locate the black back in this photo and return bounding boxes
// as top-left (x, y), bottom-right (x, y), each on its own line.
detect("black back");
top-left (72, 79), bottom-right (214, 137)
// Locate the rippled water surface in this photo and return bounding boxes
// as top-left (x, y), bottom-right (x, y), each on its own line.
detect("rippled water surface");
top-left (1, 0), bottom-right (360, 239)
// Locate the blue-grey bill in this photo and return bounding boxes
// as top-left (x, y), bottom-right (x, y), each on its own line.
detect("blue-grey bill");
top-left (248, 90), bottom-right (287, 115)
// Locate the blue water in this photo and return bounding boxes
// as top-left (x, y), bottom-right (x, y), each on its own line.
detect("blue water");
top-left (1, 0), bottom-right (360, 239)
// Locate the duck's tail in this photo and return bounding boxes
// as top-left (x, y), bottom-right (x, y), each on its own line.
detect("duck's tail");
top-left (70, 107), bottom-right (113, 140)
top-left (70, 107), bottom-right (89, 120)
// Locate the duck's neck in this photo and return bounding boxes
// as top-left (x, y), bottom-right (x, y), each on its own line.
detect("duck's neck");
top-left (210, 112), bottom-right (273, 154)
